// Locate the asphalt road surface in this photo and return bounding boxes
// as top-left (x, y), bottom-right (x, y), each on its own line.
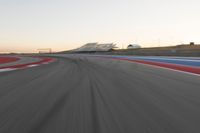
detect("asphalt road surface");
top-left (0, 55), bottom-right (200, 133)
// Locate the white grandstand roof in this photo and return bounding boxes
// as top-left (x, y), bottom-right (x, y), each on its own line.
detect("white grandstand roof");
top-left (74, 43), bottom-right (116, 52)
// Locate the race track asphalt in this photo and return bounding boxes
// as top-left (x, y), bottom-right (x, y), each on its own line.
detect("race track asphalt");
top-left (0, 55), bottom-right (200, 133)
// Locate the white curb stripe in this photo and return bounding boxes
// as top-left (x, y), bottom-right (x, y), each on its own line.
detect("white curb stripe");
top-left (0, 68), bottom-right (16, 72)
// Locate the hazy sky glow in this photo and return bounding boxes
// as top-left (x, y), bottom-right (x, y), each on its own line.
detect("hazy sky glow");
top-left (0, 0), bottom-right (200, 53)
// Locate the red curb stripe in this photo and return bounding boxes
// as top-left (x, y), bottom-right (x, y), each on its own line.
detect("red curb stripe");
top-left (113, 58), bottom-right (200, 75)
top-left (0, 57), bottom-right (55, 69)
top-left (0, 57), bottom-right (20, 64)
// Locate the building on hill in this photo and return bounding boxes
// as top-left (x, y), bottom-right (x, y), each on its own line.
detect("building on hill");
top-left (178, 42), bottom-right (200, 46)
top-left (127, 44), bottom-right (141, 49)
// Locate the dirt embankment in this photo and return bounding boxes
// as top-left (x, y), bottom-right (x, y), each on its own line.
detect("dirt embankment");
top-left (111, 45), bottom-right (200, 56)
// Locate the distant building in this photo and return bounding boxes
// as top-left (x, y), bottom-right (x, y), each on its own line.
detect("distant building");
top-left (178, 42), bottom-right (199, 46)
top-left (127, 44), bottom-right (141, 49)
top-left (190, 42), bottom-right (195, 45)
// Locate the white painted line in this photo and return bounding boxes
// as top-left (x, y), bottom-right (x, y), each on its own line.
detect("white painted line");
top-left (0, 58), bottom-right (54, 73)
top-left (95, 55), bottom-right (200, 62)
top-left (0, 68), bottom-right (17, 72)
top-left (28, 64), bottom-right (39, 67)
top-left (122, 56), bottom-right (200, 62)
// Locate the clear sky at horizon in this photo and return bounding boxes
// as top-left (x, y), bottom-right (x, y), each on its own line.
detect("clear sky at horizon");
top-left (0, 0), bottom-right (200, 53)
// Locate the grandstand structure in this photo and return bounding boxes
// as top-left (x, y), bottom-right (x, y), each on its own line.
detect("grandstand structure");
top-left (74, 43), bottom-right (116, 52)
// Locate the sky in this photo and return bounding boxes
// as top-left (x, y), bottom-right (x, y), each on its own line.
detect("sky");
top-left (0, 0), bottom-right (200, 53)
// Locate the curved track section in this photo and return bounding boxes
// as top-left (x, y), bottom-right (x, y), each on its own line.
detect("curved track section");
top-left (0, 55), bottom-right (200, 133)
top-left (0, 56), bottom-right (55, 72)
top-left (92, 55), bottom-right (200, 75)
